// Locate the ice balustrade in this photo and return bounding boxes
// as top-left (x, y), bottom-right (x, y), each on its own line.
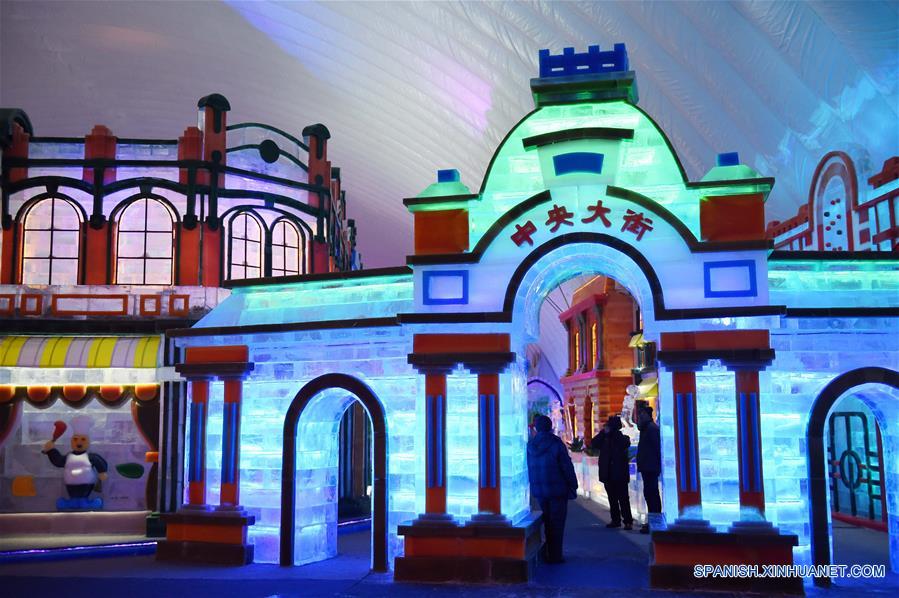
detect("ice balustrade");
top-left (226, 123), bottom-right (309, 164)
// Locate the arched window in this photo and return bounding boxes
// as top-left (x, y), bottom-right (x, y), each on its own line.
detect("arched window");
top-left (116, 198), bottom-right (174, 285)
top-left (271, 219), bottom-right (303, 276)
top-left (229, 212), bottom-right (263, 280)
top-left (22, 197), bottom-right (81, 285)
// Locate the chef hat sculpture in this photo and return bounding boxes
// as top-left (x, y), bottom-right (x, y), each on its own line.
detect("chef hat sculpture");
top-left (70, 415), bottom-right (94, 436)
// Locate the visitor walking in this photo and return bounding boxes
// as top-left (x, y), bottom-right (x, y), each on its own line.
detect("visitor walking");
top-left (527, 414), bottom-right (578, 563)
top-left (636, 406), bottom-right (662, 533)
top-left (596, 415), bottom-right (633, 529)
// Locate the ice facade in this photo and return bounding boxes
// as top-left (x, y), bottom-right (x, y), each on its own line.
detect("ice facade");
top-left (767, 314), bottom-right (899, 571)
top-left (173, 105), bottom-right (897, 577)
top-left (180, 325), bottom-right (533, 564)
top-left (12, 43), bottom-right (876, 580)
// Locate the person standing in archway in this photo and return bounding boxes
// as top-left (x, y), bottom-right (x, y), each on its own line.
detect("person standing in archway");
top-left (598, 415), bottom-right (634, 530)
top-left (637, 406), bottom-right (662, 533)
top-left (596, 416), bottom-right (633, 529)
top-left (527, 414), bottom-right (578, 564)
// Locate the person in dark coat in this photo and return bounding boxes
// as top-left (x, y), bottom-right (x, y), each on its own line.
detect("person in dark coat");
top-left (595, 415), bottom-right (633, 529)
top-left (527, 414), bottom-right (578, 563)
top-left (636, 406), bottom-right (662, 533)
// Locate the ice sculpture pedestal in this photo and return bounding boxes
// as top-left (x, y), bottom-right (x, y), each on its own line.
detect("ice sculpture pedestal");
top-left (649, 526), bottom-right (801, 594)
top-left (156, 508), bottom-right (256, 565)
top-left (394, 512), bottom-right (542, 583)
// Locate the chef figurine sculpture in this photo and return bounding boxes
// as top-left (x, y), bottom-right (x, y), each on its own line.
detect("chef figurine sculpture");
top-left (42, 416), bottom-right (109, 510)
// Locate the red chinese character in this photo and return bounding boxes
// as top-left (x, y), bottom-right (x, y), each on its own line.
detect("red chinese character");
top-left (581, 200), bottom-right (612, 227)
top-left (621, 209), bottom-right (654, 241)
top-left (545, 204), bottom-right (574, 233)
top-left (511, 220), bottom-right (538, 246)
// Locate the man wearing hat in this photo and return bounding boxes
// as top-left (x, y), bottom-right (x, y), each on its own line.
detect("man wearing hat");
top-left (42, 416), bottom-right (108, 510)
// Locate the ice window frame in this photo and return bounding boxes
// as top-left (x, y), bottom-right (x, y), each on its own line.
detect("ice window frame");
top-left (115, 197), bottom-right (175, 286)
top-left (270, 217), bottom-right (305, 277)
top-left (228, 211), bottom-right (264, 281)
top-left (21, 196), bottom-right (82, 286)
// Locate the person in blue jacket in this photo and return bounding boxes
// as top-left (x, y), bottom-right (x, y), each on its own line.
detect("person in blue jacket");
top-left (527, 414), bottom-right (578, 564)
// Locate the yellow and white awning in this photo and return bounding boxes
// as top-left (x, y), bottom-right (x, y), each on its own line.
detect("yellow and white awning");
top-left (0, 336), bottom-right (161, 369)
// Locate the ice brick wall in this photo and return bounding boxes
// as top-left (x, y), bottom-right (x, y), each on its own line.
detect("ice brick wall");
top-left (182, 326), bottom-right (418, 566)
top-left (768, 259), bottom-right (899, 310)
top-left (767, 315), bottom-right (899, 569)
top-left (194, 273), bottom-right (413, 330)
top-left (181, 321), bottom-right (535, 566)
top-left (655, 314), bottom-right (898, 572)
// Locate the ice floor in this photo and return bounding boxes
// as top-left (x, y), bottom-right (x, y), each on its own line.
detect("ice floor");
top-left (832, 521), bottom-right (892, 567)
top-left (0, 499), bottom-right (896, 597)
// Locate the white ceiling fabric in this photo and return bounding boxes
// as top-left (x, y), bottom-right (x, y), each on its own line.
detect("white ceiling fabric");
top-left (2, 0), bottom-right (896, 266)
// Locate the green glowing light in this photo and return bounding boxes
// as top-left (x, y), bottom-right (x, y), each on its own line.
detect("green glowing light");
top-left (472, 100), bottom-right (693, 245)
top-left (768, 259), bottom-right (899, 307)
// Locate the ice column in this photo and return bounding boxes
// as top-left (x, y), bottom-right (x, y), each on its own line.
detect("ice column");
top-left (219, 377), bottom-right (243, 508)
top-left (186, 378), bottom-right (210, 507)
top-left (734, 370), bottom-right (766, 518)
top-left (415, 368), bottom-right (454, 524)
top-left (672, 370), bottom-right (703, 518)
top-left (467, 370), bottom-right (510, 525)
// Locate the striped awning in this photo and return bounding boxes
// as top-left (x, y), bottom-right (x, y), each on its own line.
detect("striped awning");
top-left (0, 336), bottom-right (161, 368)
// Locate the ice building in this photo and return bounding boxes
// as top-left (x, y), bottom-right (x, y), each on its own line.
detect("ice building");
top-left (0, 97), bottom-right (358, 546)
top-left (1, 43), bottom-right (896, 593)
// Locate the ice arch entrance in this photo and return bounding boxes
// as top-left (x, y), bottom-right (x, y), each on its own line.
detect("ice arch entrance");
top-left (280, 374), bottom-right (387, 571)
top-left (807, 367), bottom-right (899, 585)
top-left (506, 234), bottom-right (660, 518)
top-left (504, 234), bottom-right (659, 343)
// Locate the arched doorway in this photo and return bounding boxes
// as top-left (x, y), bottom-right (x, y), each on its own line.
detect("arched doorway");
top-left (505, 234), bottom-right (662, 527)
top-left (502, 233), bottom-right (661, 336)
top-left (807, 367), bottom-right (899, 585)
top-left (527, 378), bottom-right (566, 435)
top-left (280, 374), bottom-right (388, 571)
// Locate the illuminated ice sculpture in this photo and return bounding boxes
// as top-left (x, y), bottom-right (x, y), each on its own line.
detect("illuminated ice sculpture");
top-left (162, 43), bottom-right (898, 591)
